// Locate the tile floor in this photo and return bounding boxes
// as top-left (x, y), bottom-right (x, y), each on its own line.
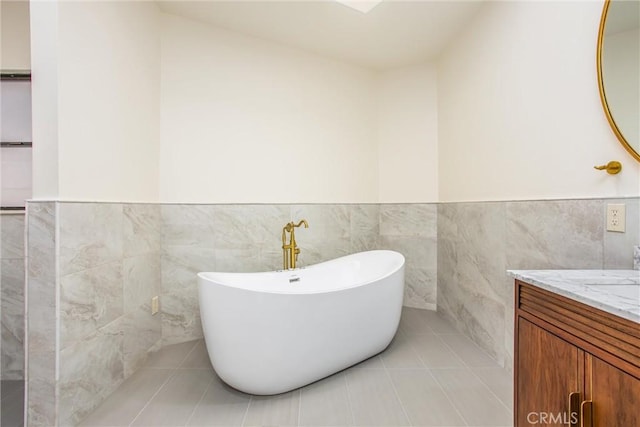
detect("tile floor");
top-left (78, 307), bottom-right (513, 427)
top-left (1, 379), bottom-right (25, 427)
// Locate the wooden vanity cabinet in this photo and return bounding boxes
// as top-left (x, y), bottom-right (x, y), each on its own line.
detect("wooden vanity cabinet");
top-left (514, 280), bottom-right (640, 427)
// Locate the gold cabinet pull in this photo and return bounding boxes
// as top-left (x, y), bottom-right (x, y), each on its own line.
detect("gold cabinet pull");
top-left (594, 160), bottom-right (622, 174)
top-left (580, 400), bottom-right (593, 427)
top-left (569, 392), bottom-right (581, 427)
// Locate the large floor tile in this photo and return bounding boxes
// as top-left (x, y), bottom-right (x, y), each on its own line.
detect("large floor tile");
top-left (180, 340), bottom-right (213, 369)
top-left (78, 307), bottom-right (515, 427)
top-left (398, 307), bottom-right (435, 335)
top-left (131, 369), bottom-right (213, 426)
top-left (345, 369), bottom-right (409, 426)
top-left (439, 334), bottom-right (499, 367)
top-left (78, 368), bottom-right (173, 426)
top-left (380, 332), bottom-right (424, 369)
top-left (409, 333), bottom-right (466, 368)
top-left (388, 369), bottom-right (465, 426)
top-left (187, 373), bottom-right (251, 426)
top-left (242, 390), bottom-right (300, 427)
top-left (299, 373), bottom-right (353, 427)
top-left (420, 310), bottom-right (460, 334)
top-left (432, 368), bottom-right (512, 426)
top-left (472, 367), bottom-right (514, 410)
top-left (145, 340), bottom-right (199, 369)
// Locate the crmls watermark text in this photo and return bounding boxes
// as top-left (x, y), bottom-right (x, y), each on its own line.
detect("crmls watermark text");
top-left (527, 411), bottom-right (579, 425)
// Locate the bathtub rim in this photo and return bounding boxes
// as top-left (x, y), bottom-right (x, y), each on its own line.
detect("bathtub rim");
top-left (197, 249), bottom-right (404, 295)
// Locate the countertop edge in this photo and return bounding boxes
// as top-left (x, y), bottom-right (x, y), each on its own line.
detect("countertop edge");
top-left (507, 269), bottom-right (640, 324)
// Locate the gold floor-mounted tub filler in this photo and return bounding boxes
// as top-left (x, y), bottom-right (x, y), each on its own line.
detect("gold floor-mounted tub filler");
top-left (282, 219), bottom-right (309, 270)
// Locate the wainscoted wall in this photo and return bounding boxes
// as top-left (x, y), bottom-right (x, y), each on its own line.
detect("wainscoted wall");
top-left (25, 201), bottom-right (436, 425)
top-left (160, 203), bottom-right (436, 344)
top-left (25, 197), bottom-right (637, 424)
top-left (1, 213), bottom-right (25, 380)
top-left (58, 203), bottom-right (162, 425)
top-left (437, 197), bottom-right (640, 371)
top-left (26, 202), bottom-right (57, 426)
top-left (380, 204), bottom-right (437, 309)
top-left (26, 202), bottom-right (163, 426)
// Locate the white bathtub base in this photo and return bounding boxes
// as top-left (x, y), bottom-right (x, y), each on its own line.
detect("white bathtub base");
top-left (198, 250), bottom-right (405, 395)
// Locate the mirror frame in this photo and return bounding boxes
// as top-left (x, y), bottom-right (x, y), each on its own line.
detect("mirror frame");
top-left (596, 0), bottom-right (640, 162)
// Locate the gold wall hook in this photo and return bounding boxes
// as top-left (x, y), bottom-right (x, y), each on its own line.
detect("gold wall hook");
top-left (594, 160), bottom-right (622, 174)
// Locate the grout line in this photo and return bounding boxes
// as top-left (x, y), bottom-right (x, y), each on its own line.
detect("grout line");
top-left (426, 369), bottom-right (470, 427)
top-left (239, 395), bottom-right (252, 427)
top-left (297, 385), bottom-right (302, 427)
top-left (127, 368), bottom-right (178, 426)
top-left (407, 332), bottom-right (467, 369)
top-left (467, 367), bottom-right (513, 414)
top-left (406, 308), bottom-right (469, 425)
top-left (341, 371), bottom-right (358, 427)
top-left (438, 333), bottom-right (502, 369)
top-left (405, 335), bottom-right (429, 370)
top-left (183, 376), bottom-right (215, 427)
top-left (431, 333), bottom-right (468, 367)
top-left (176, 340), bottom-right (201, 369)
top-left (380, 355), bottom-right (413, 427)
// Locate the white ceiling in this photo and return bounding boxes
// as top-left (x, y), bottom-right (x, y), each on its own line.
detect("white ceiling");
top-left (157, 0), bottom-right (485, 70)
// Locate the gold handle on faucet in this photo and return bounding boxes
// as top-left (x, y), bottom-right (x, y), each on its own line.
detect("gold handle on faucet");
top-left (594, 160), bottom-right (622, 174)
top-left (282, 220), bottom-right (309, 270)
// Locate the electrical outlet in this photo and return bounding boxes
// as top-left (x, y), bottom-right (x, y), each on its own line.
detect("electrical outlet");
top-left (151, 296), bottom-right (159, 315)
top-left (606, 203), bottom-right (625, 232)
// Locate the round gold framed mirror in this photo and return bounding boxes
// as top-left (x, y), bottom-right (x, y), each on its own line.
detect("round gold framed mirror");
top-left (597, 0), bottom-right (640, 162)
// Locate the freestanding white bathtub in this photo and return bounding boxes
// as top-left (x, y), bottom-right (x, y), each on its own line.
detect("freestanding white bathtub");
top-left (197, 250), bottom-right (405, 395)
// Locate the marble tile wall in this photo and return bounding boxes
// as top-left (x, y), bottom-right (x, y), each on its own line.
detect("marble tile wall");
top-left (437, 197), bottom-right (640, 371)
top-left (1, 213), bottom-right (25, 380)
top-left (27, 198), bottom-right (636, 424)
top-left (26, 201), bottom-right (437, 425)
top-left (26, 202), bottom-right (57, 426)
top-left (57, 203), bottom-right (162, 426)
top-left (437, 202), bottom-right (506, 365)
top-left (25, 202), bottom-right (163, 426)
top-left (379, 204), bottom-right (437, 309)
top-left (160, 204), bottom-right (287, 345)
top-left (159, 203), bottom-right (435, 345)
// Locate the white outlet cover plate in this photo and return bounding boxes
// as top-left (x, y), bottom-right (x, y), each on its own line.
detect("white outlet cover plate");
top-left (606, 203), bottom-right (626, 232)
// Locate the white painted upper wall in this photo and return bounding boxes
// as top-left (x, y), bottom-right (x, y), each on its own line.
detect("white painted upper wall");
top-left (29, 0), bottom-right (639, 204)
top-left (1, 0), bottom-right (31, 70)
top-left (378, 64), bottom-right (438, 202)
top-left (159, 12), bottom-right (379, 203)
top-left (438, 1), bottom-right (640, 202)
top-left (30, 0), bottom-right (59, 199)
top-left (57, 1), bottom-right (160, 202)
top-left (31, 1), bottom-right (161, 201)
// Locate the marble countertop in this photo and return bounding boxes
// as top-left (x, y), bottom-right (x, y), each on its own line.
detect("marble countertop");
top-left (507, 270), bottom-right (640, 324)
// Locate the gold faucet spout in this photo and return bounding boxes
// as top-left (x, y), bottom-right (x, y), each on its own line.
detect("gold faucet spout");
top-left (294, 219), bottom-right (309, 228)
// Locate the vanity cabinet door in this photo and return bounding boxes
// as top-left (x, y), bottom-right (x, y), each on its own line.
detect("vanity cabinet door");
top-left (516, 317), bottom-right (582, 427)
top-left (588, 355), bottom-right (640, 426)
